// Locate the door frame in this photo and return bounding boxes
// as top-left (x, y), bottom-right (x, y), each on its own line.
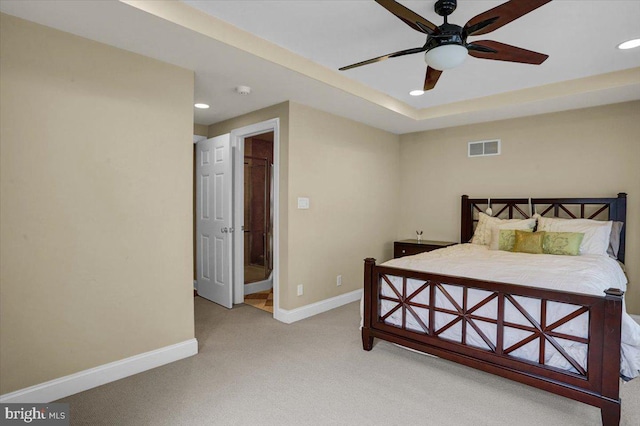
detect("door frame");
top-left (230, 119), bottom-right (279, 317)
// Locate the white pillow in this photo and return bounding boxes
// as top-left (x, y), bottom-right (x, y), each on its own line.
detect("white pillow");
top-left (471, 212), bottom-right (536, 246)
top-left (537, 217), bottom-right (613, 256)
top-left (488, 218), bottom-right (537, 250)
top-left (471, 213), bottom-right (501, 245)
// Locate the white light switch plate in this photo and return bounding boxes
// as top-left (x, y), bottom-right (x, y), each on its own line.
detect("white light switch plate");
top-left (297, 197), bottom-right (310, 209)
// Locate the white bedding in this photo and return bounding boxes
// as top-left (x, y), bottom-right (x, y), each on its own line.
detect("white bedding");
top-left (375, 244), bottom-right (640, 379)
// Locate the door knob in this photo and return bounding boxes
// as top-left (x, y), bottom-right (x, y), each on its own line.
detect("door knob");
top-left (229, 227), bottom-right (235, 233)
top-left (221, 227), bottom-right (228, 233)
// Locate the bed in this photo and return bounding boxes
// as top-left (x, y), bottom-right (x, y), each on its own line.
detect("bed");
top-left (361, 194), bottom-right (637, 426)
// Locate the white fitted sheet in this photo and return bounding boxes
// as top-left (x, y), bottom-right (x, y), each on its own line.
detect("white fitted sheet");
top-left (375, 244), bottom-right (640, 379)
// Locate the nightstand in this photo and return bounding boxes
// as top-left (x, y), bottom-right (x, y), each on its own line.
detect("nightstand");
top-left (393, 239), bottom-right (456, 258)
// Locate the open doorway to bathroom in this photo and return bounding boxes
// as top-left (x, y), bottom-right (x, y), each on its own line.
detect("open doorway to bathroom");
top-left (241, 131), bottom-right (274, 313)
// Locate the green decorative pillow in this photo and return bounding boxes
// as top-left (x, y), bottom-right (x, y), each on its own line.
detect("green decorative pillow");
top-left (498, 228), bottom-right (533, 251)
top-left (543, 232), bottom-right (585, 256)
top-left (513, 230), bottom-right (545, 254)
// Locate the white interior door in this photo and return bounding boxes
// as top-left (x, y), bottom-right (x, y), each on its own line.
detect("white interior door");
top-left (196, 134), bottom-right (233, 308)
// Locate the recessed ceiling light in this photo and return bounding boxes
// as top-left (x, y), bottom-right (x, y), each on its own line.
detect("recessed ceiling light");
top-left (409, 90), bottom-right (425, 96)
top-left (194, 103), bottom-right (210, 109)
top-left (617, 39), bottom-right (640, 50)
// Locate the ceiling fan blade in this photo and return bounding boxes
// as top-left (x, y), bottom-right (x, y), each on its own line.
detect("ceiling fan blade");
top-left (339, 47), bottom-right (426, 71)
top-left (375, 0), bottom-right (438, 34)
top-left (467, 40), bottom-right (548, 64)
top-left (464, 0), bottom-right (552, 37)
top-left (424, 67), bottom-right (443, 91)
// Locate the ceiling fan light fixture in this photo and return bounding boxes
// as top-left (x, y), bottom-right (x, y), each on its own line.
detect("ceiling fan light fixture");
top-left (425, 44), bottom-right (468, 71)
top-left (194, 103), bottom-right (210, 109)
top-left (617, 38), bottom-right (640, 50)
top-left (409, 89), bottom-right (425, 96)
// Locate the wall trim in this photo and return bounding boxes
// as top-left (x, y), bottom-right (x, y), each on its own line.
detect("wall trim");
top-left (0, 338), bottom-right (198, 403)
top-left (275, 289), bottom-right (362, 324)
top-left (631, 314), bottom-right (640, 325)
top-left (230, 118), bottom-right (280, 312)
top-left (244, 276), bottom-right (273, 295)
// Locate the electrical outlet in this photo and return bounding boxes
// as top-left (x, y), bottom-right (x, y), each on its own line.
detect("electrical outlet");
top-left (297, 284), bottom-right (303, 296)
top-left (337, 275), bottom-right (342, 286)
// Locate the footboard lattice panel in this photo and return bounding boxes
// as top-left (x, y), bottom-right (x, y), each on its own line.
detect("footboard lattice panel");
top-left (375, 270), bottom-right (597, 380)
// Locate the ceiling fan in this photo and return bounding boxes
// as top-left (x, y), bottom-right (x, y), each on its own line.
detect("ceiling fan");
top-left (339, 0), bottom-right (552, 91)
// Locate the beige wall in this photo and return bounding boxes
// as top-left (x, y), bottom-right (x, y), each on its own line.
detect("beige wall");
top-left (0, 14), bottom-right (195, 394)
top-left (207, 102), bottom-right (290, 139)
top-left (209, 102), bottom-right (400, 309)
top-left (193, 124), bottom-right (208, 137)
top-left (398, 101), bottom-right (640, 314)
top-left (286, 103), bottom-right (400, 308)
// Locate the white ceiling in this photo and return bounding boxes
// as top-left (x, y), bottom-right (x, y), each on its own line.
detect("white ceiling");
top-left (2, 0), bottom-right (640, 134)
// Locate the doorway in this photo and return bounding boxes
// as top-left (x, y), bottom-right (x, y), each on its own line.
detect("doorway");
top-left (242, 132), bottom-right (274, 312)
top-left (231, 119), bottom-right (279, 317)
top-left (195, 118), bottom-right (280, 318)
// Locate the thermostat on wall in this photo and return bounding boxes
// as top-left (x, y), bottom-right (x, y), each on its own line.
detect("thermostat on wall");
top-left (297, 197), bottom-right (310, 209)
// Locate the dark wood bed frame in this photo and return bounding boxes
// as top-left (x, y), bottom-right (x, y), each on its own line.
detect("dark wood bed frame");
top-left (362, 193), bottom-right (628, 425)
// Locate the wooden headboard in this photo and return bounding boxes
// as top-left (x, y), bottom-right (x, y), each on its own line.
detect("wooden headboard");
top-left (461, 193), bottom-right (627, 262)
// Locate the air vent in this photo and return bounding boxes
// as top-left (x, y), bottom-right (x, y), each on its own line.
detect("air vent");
top-left (468, 139), bottom-right (501, 157)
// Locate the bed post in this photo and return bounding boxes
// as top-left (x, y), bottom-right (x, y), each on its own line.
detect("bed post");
top-left (613, 193), bottom-right (627, 263)
top-left (461, 195), bottom-right (471, 243)
top-left (600, 288), bottom-right (624, 426)
top-left (362, 258), bottom-right (376, 351)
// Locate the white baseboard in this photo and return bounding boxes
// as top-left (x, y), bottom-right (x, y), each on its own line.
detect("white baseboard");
top-left (0, 338), bottom-right (198, 403)
top-left (244, 277), bottom-right (273, 295)
top-left (276, 289), bottom-right (362, 324)
top-left (631, 314), bottom-right (640, 325)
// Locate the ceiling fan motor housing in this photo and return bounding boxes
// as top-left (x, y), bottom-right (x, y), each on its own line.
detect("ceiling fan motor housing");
top-left (424, 23), bottom-right (465, 51)
top-left (435, 0), bottom-right (457, 17)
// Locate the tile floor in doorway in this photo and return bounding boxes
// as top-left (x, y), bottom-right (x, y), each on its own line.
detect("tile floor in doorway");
top-left (244, 289), bottom-right (273, 313)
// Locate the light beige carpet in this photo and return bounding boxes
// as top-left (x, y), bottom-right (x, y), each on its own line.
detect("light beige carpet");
top-left (59, 299), bottom-right (639, 425)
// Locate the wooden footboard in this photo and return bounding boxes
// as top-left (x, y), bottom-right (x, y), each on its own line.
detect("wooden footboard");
top-left (362, 258), bottom-right (624, 426)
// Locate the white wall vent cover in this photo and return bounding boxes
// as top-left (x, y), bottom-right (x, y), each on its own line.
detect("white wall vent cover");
top-left (468, 139), bottom-right (501, 157)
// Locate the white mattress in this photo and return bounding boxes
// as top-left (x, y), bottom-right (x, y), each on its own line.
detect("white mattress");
top-left (373, 244), bottom-right (640, 379)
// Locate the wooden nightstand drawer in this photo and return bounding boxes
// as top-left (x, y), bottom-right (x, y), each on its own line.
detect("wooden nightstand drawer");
top-left (393, 240), bottom-right (456, 259)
